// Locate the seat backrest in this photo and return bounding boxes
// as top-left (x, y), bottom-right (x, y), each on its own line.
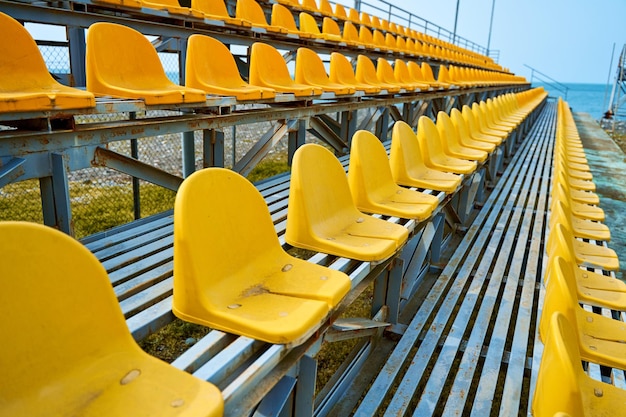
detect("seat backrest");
top-left (545, 222), bottom-right (577, 265)
top-left (249, 42), bottom-right (294, 87)
top-left (348, 7), bottom-right (360, 23)
top-left (421, 62), bottom-right (437, 82)
top-left (295, 47), bottom-right (330, 86)
top-left (370, 15), bottom-right (382, 29)
top-left (301, 0), bottom-right (319, 12)
top-left (333, 2), bottom-right (347, 19)
top-left (173, 168), bottom-right (287, 313)
top-left (355, 55), bottom-right (381, 86)
top-left (436, 111), bottom-right (461, 153)
top-left (407, 61), bottom-right (426, 82)
top-left (532, 312), bottom-right (585, 417)
top-left (417, 115), bottom-right (446, 162)
top-left (396, 36), bottom-right (408, 52)
top-left (0, 222), bottom-right (136, 403)
top-left (329, 52), bottom-right (357, 84)
top-left (348, 130), bottom-right (399, 204)
top-left (342, 21), bottom-right (360, 43)
top-left (236, 0), bottom-right (268, 25)
top-left (192, 0), bottom-right (231, 17)
top-left (539, 256), bottom-right (579, 343)
top-left (322, 17), bottom-right (341, 36)
top-left (394, 60), bottom-right (412, 84)
top-left (271, 3), bottom-right (298, 31)
top-left (390, 120), bottom-right (429, 182)
top-left (318, 0), bottom-right (333, 15)
top-left (299, 11), bottom-right (322, 36)
top-left (376, 58), bottom-right (398, 84)
top-left (186, 34), bottom-right (246, 89)
top-left (359, 11), bottom-right (372, 26)
top-left (358, 25), bottom-right (374, 45)
top-left (450, 108), bottom-right (474, 141)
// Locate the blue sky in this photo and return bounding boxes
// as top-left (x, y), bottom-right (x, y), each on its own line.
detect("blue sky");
top-left (24, 0), bottom-right (626, 84)
top-left (383, 0), bottom-right (626, 84)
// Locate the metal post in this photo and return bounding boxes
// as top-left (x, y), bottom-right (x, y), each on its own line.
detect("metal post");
top-left (486, 0), bottom-right (496, 56)
top-left (452, 0), bottom-right (460, 45)
top-left (129, 112), bottom-right (140, 220)
top-left (67, 26), bottom-right (86, 87)
top-left (182, 131), bottom-right (196, 177)
top-left (50, 153), bottom-right (73, 235)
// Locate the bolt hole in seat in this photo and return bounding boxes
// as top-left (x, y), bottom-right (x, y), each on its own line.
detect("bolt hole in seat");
top-left (0, 221), bottom-right (223, 417)
top-left (0, 12), bottom-right (95, 113)
top-left (173, 168), bottom-right (350, 346)
top-left (286, 144), bottom-right (409, 262)
top-left (86, 22), bottom-right (206, 105)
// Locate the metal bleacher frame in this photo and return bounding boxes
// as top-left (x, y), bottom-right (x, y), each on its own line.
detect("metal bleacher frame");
top-left (0, 1), bottom-right (551, 416)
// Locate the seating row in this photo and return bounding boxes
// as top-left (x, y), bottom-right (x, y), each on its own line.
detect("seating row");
top-left (0, 88), bottom-right (546, 416)
top-left (0, 12), bottom-right (525, 113)
top-left (88, 0), bottom-right (501, 70)
top-left (532, 98), bottom-right (625, 416)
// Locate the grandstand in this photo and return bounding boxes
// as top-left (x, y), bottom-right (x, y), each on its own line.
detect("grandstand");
top-left (0, 1), bottom-right (623, 416)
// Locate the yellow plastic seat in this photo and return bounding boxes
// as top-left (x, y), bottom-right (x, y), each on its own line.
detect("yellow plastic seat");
top-left (548, 223), bottom-right (619, 271)
top-left (461, 105), bottom-right (503, 145)
top-left (186, 35), bottom-right (275, 100)
top-left (550, 199), bottom-right (610, 242)
top-left (436, 111), bottom-right (489, 162)
top-left (348, 130), bottom-right (438, 220)
top-left (416, 116), bottom-right (477, 175)
top-left (329, 53), bottom-right (381, 94)
top-left (376, 58), bottom-right (415, 91)
top-left (271, 3), bottom-right (315, 37)
top-left (249, 42), bottom-right (322, 97)
top-left (532, 312), bottom-right (626, 417)
top-left (394, 60), bottom-right (430, 91)
top-left (390, 121), bottom-right (463, 193)
top-left (0, 11), bottom-right (95, 113)
top-left (359, 11), bottom-right (372, 27)
top-left (173, 168), bottom-right (351, 346)
top-left (323, 17), bottom-right (358, 45)
top-left (355, 55), bottom-right (401, 93)
top-left (318, 0), bottom-right (333, 16)
top-left (421, 63), bottom-right (449, 89)
top-left (449, 108), bottom-right (497, 153)
top-left (347, 7), bottom-right (360, 23)
top-left (86, 22), bottom-right (206, 105)
top-left (480, 100), bottom-right (516, 131)
top-left (557, 159), bottom-right (594, 182)
top-left (333, 2), bottom-right (348, 19)
top-left (286, 144), bottom-right (409, 262)
top-left (471, 102), bottom-right (509, 138)
top-left (553, 173), bottom-right (600, 207)
top-left (141, 0), bottom-right (203, 18)
top-left (295, 48), bottom-right (355, 95)
top-left (299, 0), bottom-right (319, 13)
top-left (540, 256), bottom-right (626, 371)
top-left (358, 26), bottom-right (377, 49)
top-left (547, 225), bottom-right (626, 296)
top-left (299, 12), bottom-right (340, 41)
top-left (192, 0), bottom-right (252, 26)
top-left (342, 21), bottom-right (362, 46)
top-left (0, 222), bottom-right (223, 417)
top-left (236, 0), bottom-right (288, 33)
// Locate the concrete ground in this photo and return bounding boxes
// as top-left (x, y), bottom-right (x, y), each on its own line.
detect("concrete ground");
top-left (574, 112), bottom-right (626, 279)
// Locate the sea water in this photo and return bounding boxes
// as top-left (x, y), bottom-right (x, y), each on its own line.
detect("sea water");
top-left (533, 82), bottom-right (613, 121)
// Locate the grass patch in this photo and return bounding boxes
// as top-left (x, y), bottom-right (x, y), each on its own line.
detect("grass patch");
top-left (246, 156), bottom-right (290, 183)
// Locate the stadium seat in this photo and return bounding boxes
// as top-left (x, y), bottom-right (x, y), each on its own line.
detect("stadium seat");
top-left (532, 312), bottom-right (626, 417)
top-left (550, 199), bottom-right (610, 242)
top-left (322, 17), bottom-right (353, 44)
top-left (420, 63), bottom-right (450, 89)
top-left (547, 223), bottom-right (618, 271)
top-left (186, 35), bottom-right (275, 100)
top-left (0, 11), bottom-right (95, 113)
top-left (390, 121), bottom-right (463, 193)
top-left (333, 2), bottom-right (348, 20)
top-left (329, 53), bottom-right (381, 94)
top-left (86, 22), bottom-right (206, 105)
top-left (461, 105), bottom-right (503, 145)
top-left (286, 144), bottom-right (409, 262)
top-left (540, 256), bottom-right (626, 370)
top-left (449, 109), bottom-right (498, 153)
top-left (173, 168), bottom-right (351, 346)
top-left (299, 12), bottom-right (340, 41)
top-left (295, 48), bottom-right (355, 95)
top-left (416, 116), bottom-right (477, 175)
top-left (271, 3), bottom-right (314, 38)
top-left (347, 130), bottom-right (438, 220)
top-left (436, 111), bottom-right (488, 162)
top-left (249, 42), bottom-right (323, 96)
top-left (342, 21), bottom-right (362, 46)
top-left (236, 0), bottom-right (288, 33)
top-left (192, 0), bottom-right (251, 26)
top-left (355, 55), bottom-right (401, 93)
top-left (0, 221), bottom-right (223, 417)
top-left (394, 60), bottom-right (430, 91)
top-left (376, 58), bottom-right (413, 91)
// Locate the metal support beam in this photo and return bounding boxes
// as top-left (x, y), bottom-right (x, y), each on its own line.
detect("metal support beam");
top-left (430, 212), bottom-right (446, 264)
top-left (340, 110), bottom-right (357, 147)
top-left (182, 131), bottom-right (196, 177)
top-left (234, 120), bottom-right (292, 176)
top-left (253, 375), bottom-right (296, 417)
top-left (374, 107), bottom-right (390, 141)
top-left (93, 147), bottom-right (183, 191)
top-left (0, 157), bottom-right (25, 188)
top-left (288, 119), bottom-right (306, 165)
top-left (203, 129), bottom-right (225, 168)
top-left (67, 26), bottom-right (86, 87)
top-left (294, 355), bottom-right (316, 417)
top-left (308, 116), bottom-right (348, 154)
top-left (50, 153), bottom-right (73, 235)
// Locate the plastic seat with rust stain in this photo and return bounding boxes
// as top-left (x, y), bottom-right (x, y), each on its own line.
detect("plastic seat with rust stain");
top-left (173, 168), bottom-right (351, 346)
top-left (286, 144), bottom-right (409, 262)
top-left (390, 121), bottom-right (462, 193)
top-left (0, 221), bottom-right (223, 417)
top-left (540, 256), bottom-right (626, 348)
top-left (86, 22), bottom-right (206, 105)
top-left (295, 48), bottom-right (355, 95)
top-left (249, 42), bottom-right (323, 97)
top-left (547, 223), bottom-right (619, 271)
top-left (186, 35), bottom-right (275, 100)
top-left (417, 116), bottom-right (477, 175)
top-left (532, 312), bottom-right (626, 417)
top-left (0, 11), bottom-right (95, 113)
top-left (348, 130), bottom-right (439, 220)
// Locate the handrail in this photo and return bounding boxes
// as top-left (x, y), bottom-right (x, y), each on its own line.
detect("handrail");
top-left (352, 0), bottom-right (497, 57)
top-left (524, 64), bottom-right (569, 99)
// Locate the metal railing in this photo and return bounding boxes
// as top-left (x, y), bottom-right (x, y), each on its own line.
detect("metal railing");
top-left (524, 64), bottom-right (569, 99)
